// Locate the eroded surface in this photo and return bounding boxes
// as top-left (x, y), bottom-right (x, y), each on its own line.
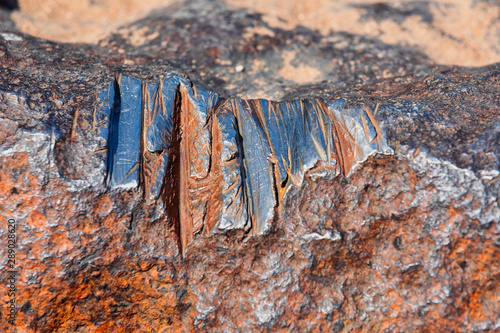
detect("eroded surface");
top-left (0, 1), bottom-right (499, 331)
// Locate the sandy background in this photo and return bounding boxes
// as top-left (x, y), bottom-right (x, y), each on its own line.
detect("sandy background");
top-left (9, 0), bottom-right (500, 67)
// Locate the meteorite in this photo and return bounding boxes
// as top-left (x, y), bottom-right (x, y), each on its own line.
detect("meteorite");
top-left (99, 73), bottom-right (391, 254)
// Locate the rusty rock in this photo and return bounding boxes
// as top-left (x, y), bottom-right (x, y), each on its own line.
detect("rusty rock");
top-left (0, 0), bottom-right (499, 332)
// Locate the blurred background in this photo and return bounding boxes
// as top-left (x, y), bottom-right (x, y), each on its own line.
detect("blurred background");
top-left (2, 0), bottom-right (500, 67)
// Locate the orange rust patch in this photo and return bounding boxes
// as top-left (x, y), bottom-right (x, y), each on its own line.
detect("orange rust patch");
top-left (26, 209), bottom-right (48, 230)
top-left (95, 194), bottom-right (114, 217)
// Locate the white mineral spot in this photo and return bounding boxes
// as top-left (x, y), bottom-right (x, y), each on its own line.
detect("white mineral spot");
top-left (302, 230), bottom-right (341, 242)
top-left (479, 169), bottom-right (499, 181)
top-left (235, 64), bottom-right (245, 72)
top-left (1, 33), bottom-right (23, 42)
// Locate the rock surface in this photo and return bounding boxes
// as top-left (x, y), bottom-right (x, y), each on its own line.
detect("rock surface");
top-left (0, 0), bottom-right (499, 332)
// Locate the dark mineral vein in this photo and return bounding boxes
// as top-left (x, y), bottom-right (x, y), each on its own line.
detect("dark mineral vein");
top-left (101, 74), bottom-right (391, 254)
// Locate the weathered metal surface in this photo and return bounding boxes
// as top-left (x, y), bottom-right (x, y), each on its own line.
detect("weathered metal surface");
top-left (106, 75), bottom-right (142, 188)
top-left (102, 74), bottom-right (391, 252)
top-left (0, 0), bottom-right (499, 331)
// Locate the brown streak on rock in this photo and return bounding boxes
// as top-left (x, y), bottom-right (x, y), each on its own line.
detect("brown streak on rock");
top-left (313, 98), bottom-right (333, 164)
top-left (330, 113), bottom-right (358, 177)
top-left (202, 108), bottom-right (224, 236)
top-left (315, 99), bottom-right (354, 176)
top-left (361, 112), bottom-right (370, 142)
top-left (138, 82), bottom-right (166, 203)
top-left (413, 147), bottom-right (421, 158)
top-left (247, 99), bottom-right (282, 210)
top-left (139, 81), bottom-right (150, 201)
top-left (362, 104), bottom-right (383, 150)
top-left (178, 85), bottom-right (193, 257)
top-left (161, 84), bottom-right (192, 257)
top-left (70, 108), bottom-right (79, 141)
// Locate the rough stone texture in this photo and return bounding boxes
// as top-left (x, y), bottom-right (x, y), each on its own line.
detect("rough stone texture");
top-left (0, 0), bottom-right (499, 332)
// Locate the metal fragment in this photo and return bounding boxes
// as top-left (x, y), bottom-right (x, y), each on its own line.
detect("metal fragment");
top-left (100, 74), bottom-right (392, 254)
